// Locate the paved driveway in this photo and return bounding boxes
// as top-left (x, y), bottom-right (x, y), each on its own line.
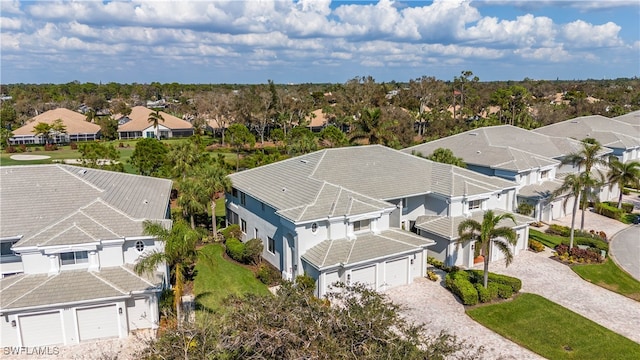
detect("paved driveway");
top-left (610, 225), bottom-right (640, 281)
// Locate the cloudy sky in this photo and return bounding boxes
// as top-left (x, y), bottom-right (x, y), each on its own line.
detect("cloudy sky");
top-left (1, 0), bottom-right (638, 84)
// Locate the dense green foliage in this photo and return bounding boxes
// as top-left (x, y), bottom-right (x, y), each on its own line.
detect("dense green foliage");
top-left (467, 293), bottom-right (640, 360)
top-left (445, 270), bottom-right (521, 305)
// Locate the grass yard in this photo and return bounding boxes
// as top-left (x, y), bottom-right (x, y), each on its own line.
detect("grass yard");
top-left (194, 243), bottom-right (270, 312)
top-left (467, 293), bottom-right (640, 360)
top-left (573, 260), bottom-right (640, 301)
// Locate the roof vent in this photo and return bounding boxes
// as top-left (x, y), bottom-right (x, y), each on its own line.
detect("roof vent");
top-left (469, 133), bottom-right (478, 136)
top-left (300, 159), bottom-right (308, 164)
top-left (143, 199), bottom-right (149, 204)
top-left (476, 150), bottom-right (481, 154)
top-left (282, 188), bottom-right (287, 192)
top-left (571, 121), bottom-right (578, 123)
top-left (78, 169), bottom-right (88, 175)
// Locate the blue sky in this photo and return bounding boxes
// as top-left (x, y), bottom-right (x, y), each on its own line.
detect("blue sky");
top-left (1, 0), bottom-right (638, 84)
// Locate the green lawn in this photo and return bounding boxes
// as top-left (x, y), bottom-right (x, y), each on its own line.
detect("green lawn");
top-left (573, 260), bottom-right (640, 301)
top-left (193, 243), bottom-right (270, 312)
top-left (467, 293), bottom-right (640, 360)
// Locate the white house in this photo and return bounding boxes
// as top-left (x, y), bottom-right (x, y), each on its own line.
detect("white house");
top-left (404, 125), bottom-right (615, 223)
top-left (9, 108), bottom-right (102, 145)
top-left (117, 106), bottom-right (194, 140)
top-left (226, 145), bottom-right (530, 297)
top-left (0, 165), bottom-right (173, 348)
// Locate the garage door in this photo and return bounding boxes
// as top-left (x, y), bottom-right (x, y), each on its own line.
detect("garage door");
top-left (384, 258), bottom-right (408, 289)
top-left (324, 271), bottom-right (341, 294)
top-left (127, 298), bottom-right (154, 331)
top-left (19, 312), bottom-right (63, 346)
top-left (77, 305), bottom-right (119, 342)
top-left (350, 265), bottom-right (376, 289)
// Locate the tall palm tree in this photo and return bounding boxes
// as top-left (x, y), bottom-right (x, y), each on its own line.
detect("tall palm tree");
top-left (168, 141), bottom-right (201, 180)
top-left (148, 108), bottom-right (165, 139)
top-left (607, 158), bottom-right (640, 209)
top-left (348, 107), bottom-right (395, 146)
top-left (177, 180), bottom-right (208, 229)
top-left (197, 164), bottom-right (232, 236)
top-left (562, 139), bottom-right (608, 230)
top-left (457, 210), bottom-right (517, 288)
top-left (134, 220), bottom-right (199, 320)
top-left (551, 173), bottom-right (584, 249)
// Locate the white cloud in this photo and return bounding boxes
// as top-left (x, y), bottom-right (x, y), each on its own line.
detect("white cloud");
top-left (1, 16), bottom-right (22, 31)
top-left (0, 0), bottom-right (23, 15)
top-left (465, 14), bottom-right (556, 47)
top-left (514, 46), bottom-right (571, 62)
top-left (562, 20), bottom-right (622, 48)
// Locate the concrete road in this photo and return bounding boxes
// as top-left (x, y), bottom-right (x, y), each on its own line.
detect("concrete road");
top-left (610, 225), bottom-right (640, 281)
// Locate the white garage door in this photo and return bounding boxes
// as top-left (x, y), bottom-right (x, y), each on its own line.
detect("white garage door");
top-left (350, 265), bottom-right (376, 289)
top-left (19, 312), bottom-right (63, 346)
top-left (384, 258), bottom-right (408, 289)
top-left (77, 305), bottom-right (119, 342)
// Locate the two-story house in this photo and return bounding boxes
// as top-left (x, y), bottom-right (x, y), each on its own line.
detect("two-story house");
top-left (534, 115), bottom-right (640, 164)
top-left (404, 125), bottom-right (614, 223)
top-left (0, 165), bottom-right (172, 348)
top-left (226, 145), bottom-right (529, 297)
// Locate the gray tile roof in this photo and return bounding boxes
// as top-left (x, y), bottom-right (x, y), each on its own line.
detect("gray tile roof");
top-left (0, 165), bottom-right (172, 246)
top-left (614, 110), bottom-right (640, 129)
top-left (302, 229), bottom-right (435, 269)
top-left (415, 210), bottom-right (534, 240)
top-left (404, 125), bottom-right (583, 172)
top-left (0, 267), bottom-right (160, 311)
top-left (533, 115), bottom-right (640, 150)
top-left (518, 180), bottom-right (564, 199)
top-left (229, 146), bottom-right (517, 223)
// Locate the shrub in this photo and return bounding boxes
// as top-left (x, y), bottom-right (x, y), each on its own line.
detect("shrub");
top-left (69, 142), bottom-right (78, 150)
top-left (622, 188), bottom-right (630, 195)
top-left (19, 144), bottom-right (27, 152)
top-left (516, 202), bottom-right (534, 216)
top-left (119, 142), bottom-right (125, 148)
top-left (474, 283), bottom-right (499, 303)
top-left (221, 224), bottom-right (242, 241)
top-left (545, 224), bottom-right (570, 237)
top-left (595, 202), bottom-right (624, 221)
top-left (295, 274), bottom-right (316, 291)
top-left (445, 271), bottom-right (478, 305)
top-left (603, 201), bottom-right (633, 213)
top-left (44, 143), bottom-right (58, 151)
top-left (467, 270), bottom-right (522, 293)
top-left (495, 283), bottom-right (514, 299)
top-left (256, 263), bottom-right (282, 285)
top-left (426, 270), bottom-right (439, 282)
top-left (5, 146), bottom-right (16, 153)
top-left (244, 238), bottom-right (264, 265)
top-left (225, 238), bottom-right (246, 263)
top-left (427, 256), bottom-right (444, 269)
top-left (554, 244), bottom-right (604, 264)
top-left (528, 239), bottom-right (545, 252)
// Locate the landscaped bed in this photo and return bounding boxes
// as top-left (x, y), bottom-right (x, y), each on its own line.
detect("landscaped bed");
top-left (467, 293), bottom-right (640, 360)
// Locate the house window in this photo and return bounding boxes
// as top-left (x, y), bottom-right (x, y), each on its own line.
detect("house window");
top-left (268, 237), bottom-right (275, 254)
top-left (541, 170), bottom-right (550, 179)
top-left (468, 199), bottom-right (483, 211)
top-left (227, 209), bottom-right (239, 225)
top-left (254, 228), bottom-right (259, 239)
top-left (241, 219), bottom-right (247, 233)
top-left (353, 219), bottom-right (370, 232)
top-left (240, 192), bottom-right (246, 206)
top-left (0, 241), bottom-right (18, 257)
top-left (135, 240), bottom-right (145, 253)
top-left (60, 251), bottom-right (89, 266)
top-left (261, 202), bottom-right (265, 212)
top-left (232, 188), bottom-right (238, 198)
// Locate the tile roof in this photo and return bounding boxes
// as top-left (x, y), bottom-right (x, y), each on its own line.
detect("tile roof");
top-left (614, 110), bottom-right (640, 129)
top-left (117, 106), bottom-right (193, 132)
top-left (404, 125), bottom-right (583, 172)
top-left (229, 145), bottom-right (516, 223)
top-left (302, 229), bottom-right (434, 269)
top-left (518, 180), bottom-right (564, 199)
top-left (0, 165), bottom-right (172, 246)
top-left (533, 115), bottom-right (640, 150)
top-left (12, 108), bottom-right (101, 136)
top-left (0, 267), bottom-right (160, 311)
top-left (415, 210), bottom-right (534, 240)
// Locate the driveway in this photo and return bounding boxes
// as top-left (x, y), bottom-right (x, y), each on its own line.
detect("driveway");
top-left (387, 275), bottom-right (543, 360)
top-left (610, 225), bottom-right (640, 281)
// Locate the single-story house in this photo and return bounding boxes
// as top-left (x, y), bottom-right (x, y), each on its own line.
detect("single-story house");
top-left (117, 106), bottom-right (193, 140)
top-left (9, 108), bottom-right (101, 145)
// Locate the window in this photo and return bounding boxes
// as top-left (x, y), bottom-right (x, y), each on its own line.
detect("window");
top-left (254, 228), bottom-right (259, 239)
top-left (353, 219), bottom-right (370, 232)
top-left (0, 241), bottom-right (17, 257)
top-left (241, 219), bottom-right (247, 233)
top-left (240, 192), bottom-right (246, 206)
top-left (227, 209), bottom-right (239, 225)
top-left (232, 188), bottom-right (238, 198)
top-left (135, 240), bottom-right (145, 253)
top-left (268, 237), bottom-right (275, 254)
top-left (311, 223), bottom-right (318, 233)
top-left (60, 251), bottom-right (89, 266)
top-left (541, 170), bottom-right (550, 179)
top-left (468, 199), bottom-right (483, 211)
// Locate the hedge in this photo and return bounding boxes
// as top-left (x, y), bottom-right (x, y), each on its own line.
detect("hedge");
top-left (603, 201), bottom-right (634, 213)
top-left (495, 283), bottom-right (514, 299)
top-left (221, 224), bottom-right (242, 241)
top-left (528, 239), bottom-right (545, 252)
top-left (467, 270), bottom-right (522, 293)
top-left (475, 283), bottom-right (499, 303)
top-left (595, 203), bottom-right (625, 221)
top-left (225, 238), bottom-right (246, 263)
top-left (445, 271), bottom-right (478, 306)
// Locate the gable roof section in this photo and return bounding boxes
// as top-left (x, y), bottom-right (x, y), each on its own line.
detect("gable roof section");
top-left (415, 210), bottom-right (534, 240)
top-left (1, 165), bottom-right (172, 244)
top-left (12, 108), bottom-right (101, 136)
top-left (533, 115), bottom-right (640, 150)
top-left (614, 110), bottom-right (640, 130)
top-left (0, 267), bottom-right (160, 311)
top-left (403, 125), bottom-right (582, 172)
top-left (229, 146), bottom-right (517, 223)
top-left (302, 229), bottom-right (434, 270)
top-left (117, 106), bottom-right (193, 132)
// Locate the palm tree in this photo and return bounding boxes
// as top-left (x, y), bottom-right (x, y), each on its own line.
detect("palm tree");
top-left (197, 164), bottom-right (232, 236)
top-left (168, 141), bottom-right (201, 180)
top-left (607, 158), bottom-right (640, 209)
top-left (457, 210), bottom-right (517, 288)
top-left (177, 179), bottom-right (208, 229)
top-left (134, 220), bottom-right (199, 320)
top-left (148, 108), bottom-right (165, 139)
top-left (562, 139), bottom-right (608, 230)
top-left (551, 173), bottom-right (584, 249)
top-left (348, 107), bottom-right (395, 146)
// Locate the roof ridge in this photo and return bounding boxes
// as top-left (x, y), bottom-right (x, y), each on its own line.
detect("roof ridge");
top-left (4, 274), bottom-right (57, 308)
top-left (320, 239), bottom-right (335, 267)
top-left (345, 236), bottom-right (357, 264)
top-left (56, 165), bottom-right (106, 192)
top-left (119, 265), bottom-right (157, 287)
top-left (297, 181), bottom-right (331, 221)
top-left (90, 271), bottom-right (128, 294)
top-left (17, 209), bottom-right (88, 246)
top-left (40, 222), bottom-right (99, 246)
top-left (309, 149), bottom-right (328, 178)
top-left (87, 197), bottom-right (147, 223)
